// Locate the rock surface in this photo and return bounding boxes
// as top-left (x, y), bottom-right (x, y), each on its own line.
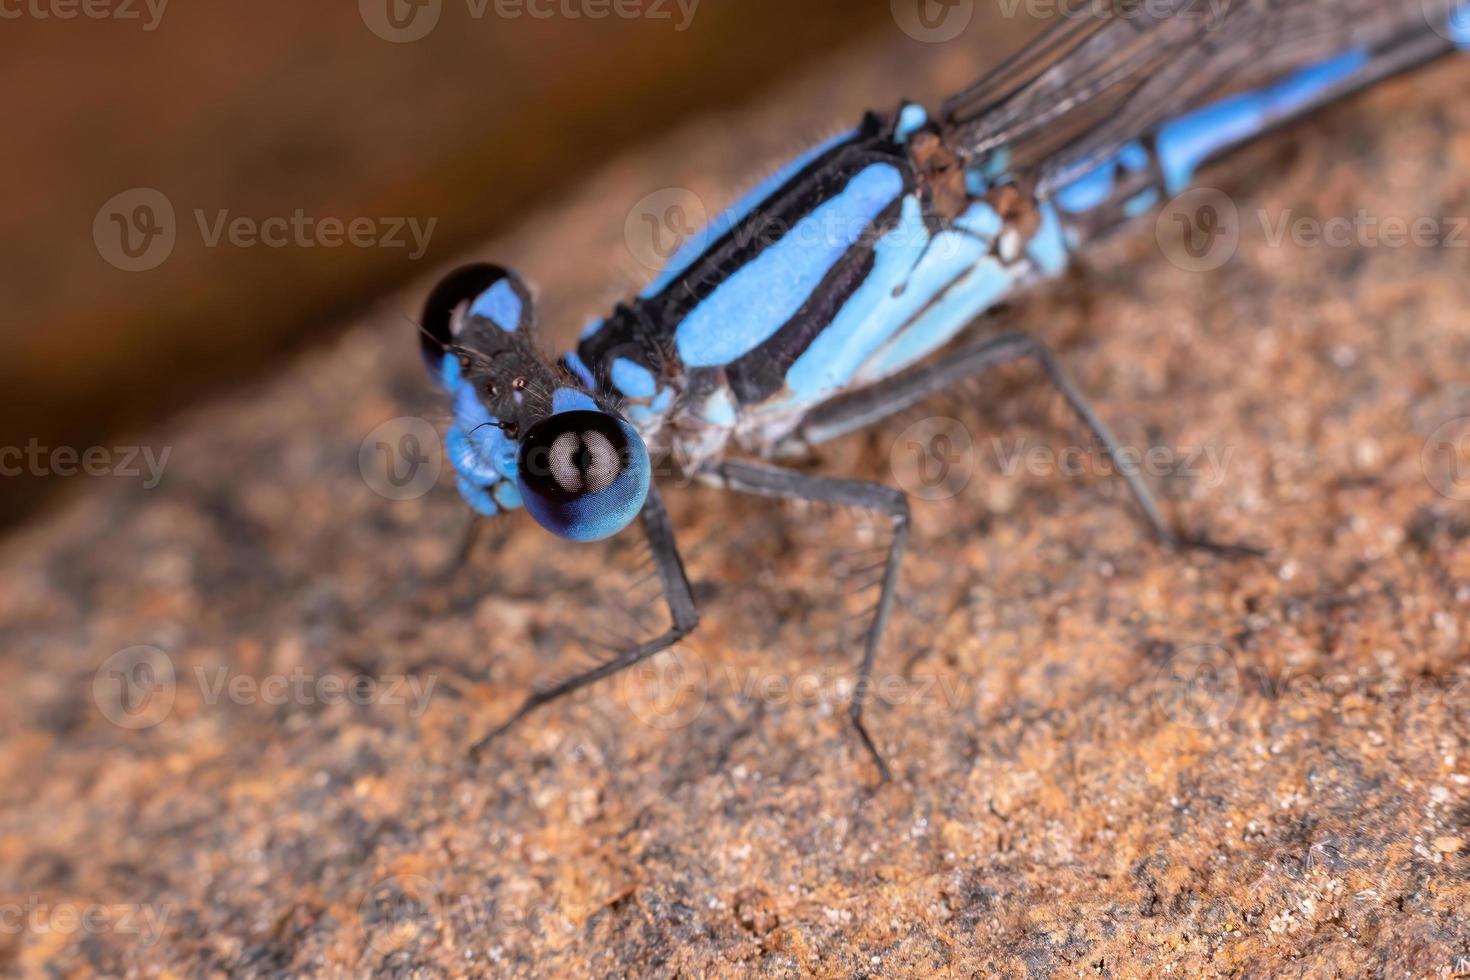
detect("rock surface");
top-left (5, 33), bottom-right (1470, 980)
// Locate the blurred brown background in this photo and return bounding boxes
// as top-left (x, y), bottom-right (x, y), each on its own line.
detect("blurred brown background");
top-left (3, 0), bottom-right (920, 527)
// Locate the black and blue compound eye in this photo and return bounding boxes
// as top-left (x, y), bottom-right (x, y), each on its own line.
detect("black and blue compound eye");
top-left (516, 411), bottom-right (651, 542)
top-left (419, 263), bottom-right (533, 383)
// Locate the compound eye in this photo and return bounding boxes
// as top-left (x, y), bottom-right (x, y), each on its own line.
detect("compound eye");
top-left (418, 264), bottom-right (532, 383)
top-left (516, 411), bottom-right (650, 542)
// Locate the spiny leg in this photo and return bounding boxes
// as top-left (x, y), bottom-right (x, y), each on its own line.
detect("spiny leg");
top-left (793, 329), bottom-right (1252, 553)
top-left (468, 484), bottom-right (698, 761)
top-left (712, 459), bottom-right (909, 783)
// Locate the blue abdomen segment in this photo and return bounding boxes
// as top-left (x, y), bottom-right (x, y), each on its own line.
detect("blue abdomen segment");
top-left (1040, 47), bottom-right (1386, 251)
top-left (1156, 49), bottom-right (1371, 192)
top-left (1054, 142), bottom-right (1150, 215)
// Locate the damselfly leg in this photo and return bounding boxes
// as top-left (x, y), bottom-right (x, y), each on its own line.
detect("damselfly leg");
top-left (709, 460), bottom-right (910, 784)
top-left (793, 329), bottom-right (1254, 554)
top-left (467, 484), bottom-right (698, 762)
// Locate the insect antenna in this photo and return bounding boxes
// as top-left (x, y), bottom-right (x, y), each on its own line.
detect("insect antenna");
top-left (401, 312), bottom-right (448, 353)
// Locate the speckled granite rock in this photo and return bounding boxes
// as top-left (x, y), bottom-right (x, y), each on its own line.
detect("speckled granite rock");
top-left (4, 33), bottom-right (1470, 980)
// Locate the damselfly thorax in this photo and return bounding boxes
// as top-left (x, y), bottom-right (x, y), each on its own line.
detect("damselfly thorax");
top-left (563, 104), bottom-right (1068, 477)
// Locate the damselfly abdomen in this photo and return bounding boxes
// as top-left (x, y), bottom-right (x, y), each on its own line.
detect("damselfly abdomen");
top-left (417, 0), bottom-right (1469, 780)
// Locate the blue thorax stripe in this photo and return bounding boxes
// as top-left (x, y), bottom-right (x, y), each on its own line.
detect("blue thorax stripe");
top-left (677, 162), bottom-right (905, 367)
top-left (639, 126), bottom-right (860, 299)
top-left (575, 112), bottom-right (910, 393)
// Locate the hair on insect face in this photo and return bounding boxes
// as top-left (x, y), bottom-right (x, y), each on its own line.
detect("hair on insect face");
top-left (516, 410), bottom-right (650, 542)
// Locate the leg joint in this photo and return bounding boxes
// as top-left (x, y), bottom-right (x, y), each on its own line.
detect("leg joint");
top-left (878, 487), bottom-right (911, 529)
top-left (671, 607), bottom-right (700, 637)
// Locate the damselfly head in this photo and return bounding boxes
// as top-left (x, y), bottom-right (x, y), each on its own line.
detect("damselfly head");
top-left (420, 263), bottom-right (650, 541)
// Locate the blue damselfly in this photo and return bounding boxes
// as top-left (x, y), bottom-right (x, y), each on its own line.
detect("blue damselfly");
top-left (416, 0), bottom-right (1469, 779)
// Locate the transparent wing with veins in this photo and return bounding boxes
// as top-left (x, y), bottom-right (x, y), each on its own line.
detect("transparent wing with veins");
top-left (942, 0), bottom-right (1460, 194)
